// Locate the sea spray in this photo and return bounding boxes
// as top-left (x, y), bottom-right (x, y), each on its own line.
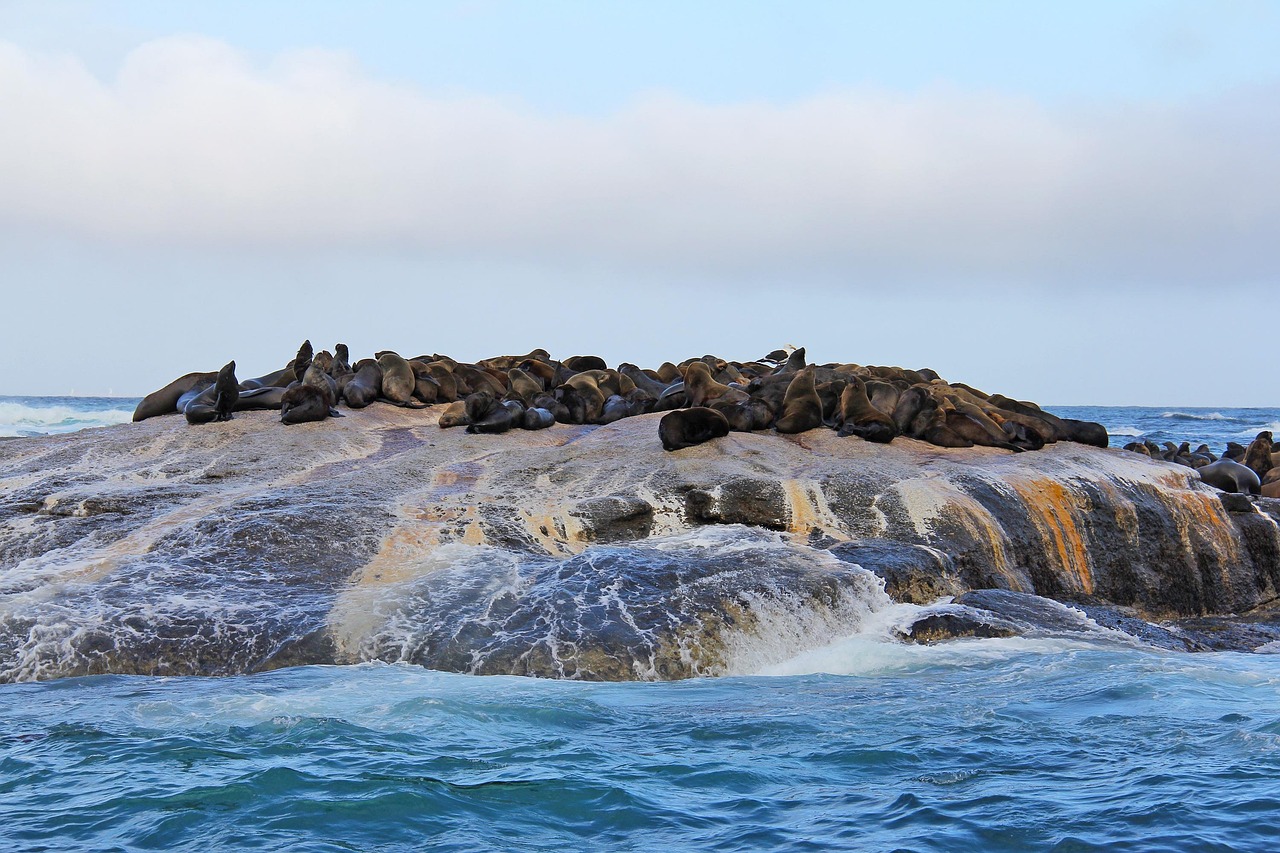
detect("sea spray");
top-left (330, 526), bottom-right (897, 680)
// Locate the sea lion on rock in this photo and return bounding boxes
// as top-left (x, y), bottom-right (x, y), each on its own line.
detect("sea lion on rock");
top-left (506, 368), bottom-right (544, 406)
top-left (564, 355), bottom-right (608, 372)
top-left (438, 400), bottom-right (470, 429)
top-left (464, 392), bottom-right (518, 434)
top-left (659, 407), bottom-right (730, 451)
top-left (181, 362), bottom-right (239, 425)
top-left (1224, 443), bottom-right (1247, 461)
top-left (332, 344), bottom-right (350, 375)
top-left (290, 340), bottom-right (314, 385)
top-left (133, 371), bottom-right (216, 421)
top-left (1244, 431), bottom-right (1274, 479)
top-left (684, 361), bottom-right (748, 408)
top-left (213, 361), bottom-right (239, 422)
top-left (836, 377), bottom-right (897, 443)
top-left (522, 407), bottom-right (555, 430)
top-left (342, 359), bottom-right (383, 408)
top-left (409, 361), bottom-right (440, 404)
top-left (774, 367), bottom-right (824, 434)
top-left (280, 384), bottom-right (331, 424)
top-left (1198, 458), bottom-right (1262, 495)
top-left (375, 352), bottom-right (423, 407)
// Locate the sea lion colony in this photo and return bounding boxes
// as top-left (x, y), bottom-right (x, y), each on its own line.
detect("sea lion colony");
top-left (1122, 431), bottom-right (1279, 498)
top-left (133, 341), bottom-right (1114, 457)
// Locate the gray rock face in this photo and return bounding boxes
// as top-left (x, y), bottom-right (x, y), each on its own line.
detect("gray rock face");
top-left (2, 407), bottom-right (1279, 681)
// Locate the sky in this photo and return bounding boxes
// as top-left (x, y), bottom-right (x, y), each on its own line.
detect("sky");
top-left (2, 1), bottom-right (1278, 404)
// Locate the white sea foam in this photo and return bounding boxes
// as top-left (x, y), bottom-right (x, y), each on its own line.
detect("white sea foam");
top-left (1235, 422), bottom-right (1280, 438)
top-left (1161, 411), bottom-right (1230, 421)
top-left (0, 400), bottom-right (133, 437)
top-left (1108, 426), bottom-right (1144, 437)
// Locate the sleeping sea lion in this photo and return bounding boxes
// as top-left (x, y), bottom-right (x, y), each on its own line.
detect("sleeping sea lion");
top-left (659, 407), bottom-right (731, 451)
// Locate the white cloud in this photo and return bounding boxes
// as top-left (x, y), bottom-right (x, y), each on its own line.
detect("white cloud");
top-left (1, 35), bottom-right (1277, 284)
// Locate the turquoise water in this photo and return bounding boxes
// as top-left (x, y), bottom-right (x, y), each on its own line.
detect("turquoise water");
top-left (4, 645), bottom-right (1280, 851)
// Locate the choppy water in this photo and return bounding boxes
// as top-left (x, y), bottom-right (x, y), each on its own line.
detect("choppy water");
top-left (4, 648), bottom-right (1279, 852)
top-left (0, 396), bottom-right (137, 438)
top-left (3, 398), bottom-right (1280, 850)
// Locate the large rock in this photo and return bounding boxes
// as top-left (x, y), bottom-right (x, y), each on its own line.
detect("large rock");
top-left (1, 406), bottom-right (1278, 681)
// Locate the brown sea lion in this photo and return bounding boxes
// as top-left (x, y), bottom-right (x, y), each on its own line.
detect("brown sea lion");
top-left (291, 340), bottom-right (314, 385)
top-left (774, 367), bottom-right (824, 434)
top-left (342, 359), bottom-right (383, 408)
top-left (280, 384), bottom-right (330, 424)
top-left (375, 352), bottom-right (421, 407)
top-left (659, 407), bottom-right (731, 451)
top-left (409, 361), bottom-right (440, 404)
top-left (684, 361), bottom-right (749, 408)
top-left (1244, 431), bottom-right (1274, 478)
top-left (464, 392), bottom-right (518, 434)
top-left (564, 355), bottom-right (608, 372)
top-left (438, 400), bottom-right (470, 429)
top-left (836, 376), bottom-right (897, 443)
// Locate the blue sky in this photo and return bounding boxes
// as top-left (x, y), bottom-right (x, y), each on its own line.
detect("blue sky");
top-left (2, 1), bottom-right (1278, 403)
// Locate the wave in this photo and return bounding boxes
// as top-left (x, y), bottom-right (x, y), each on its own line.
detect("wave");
top-left (1160, 411), bottom-right (1236, 422)
top-left (0, 401), bottom-right (133, 438)
top-left (1107, 426), bottom-right (1144, 437)
top-left (1236, 422), bottom-right (1280, 438)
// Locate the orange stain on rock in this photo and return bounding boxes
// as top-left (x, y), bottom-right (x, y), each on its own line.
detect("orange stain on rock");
top-left (1009, 478), bottom-right (1094, 595)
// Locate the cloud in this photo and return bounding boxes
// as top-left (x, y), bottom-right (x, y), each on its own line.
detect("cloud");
top-left (1, 35), bottom-right (1277, 284)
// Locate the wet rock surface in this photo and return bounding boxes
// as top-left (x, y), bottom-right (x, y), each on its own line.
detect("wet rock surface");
top-left (2, 406), bottom-right (1279, 680)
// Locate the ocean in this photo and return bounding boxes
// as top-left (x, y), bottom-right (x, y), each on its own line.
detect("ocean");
top-left (2, 397), bottom-right (1279, 851)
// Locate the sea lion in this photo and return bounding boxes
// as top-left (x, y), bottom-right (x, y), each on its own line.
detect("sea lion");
top-left (342, 359), bottom-right (383, 408)
top-left (597, 394), bottom-right (630, 424)
top-left (1244, 431), bottom-right (1274, 478)
top-left (522, 407), bottom-right (556, 430)
top-left (1224, 442), bottom-right (1247, 461)
top-left (1261, 467), bottom-right (1280, 487)
top-left (409, 361), bottom-right (440, 404)
top-left (774, 367), bottom-right (824, 434)
top-left (438, 400), bottom-right (470, 429)
top-left (775, 347), bottom-right (806, 374)
top-left (280, 384), bottom-right (331, 425)
top-left (1198, 458), bottom-right (1262, 495)
top-left (506, 368), bottom-right (544, 406)
top-left (375, 352), bottom-right (422, 407)
top-left (464, 392), bottom-right (518, 434)
top-left (239, 367), bottom-right (295, 391)
top-left (213, 361), bottom-right (239, 422)
top-left (132, 371), bottom-right (216, 421)
top-left (684, 361), bottom-right (748, 408)
top-left (836, 377), bottom-right (897, 443)
top-left (564, 355), bottom-right (608, 372)
top-left (181, 363), bottom-right (239, 426)
top-left (302, 359), bottom-right (339, 409)
top-left (331, 344), bottom-right (351, 375)
top-left (291, 340), bottom-right (314, 385)
top-left (1264, 480), bottom-right (1280, 499)
top-left (659, 407), bottom-right (731, 451)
